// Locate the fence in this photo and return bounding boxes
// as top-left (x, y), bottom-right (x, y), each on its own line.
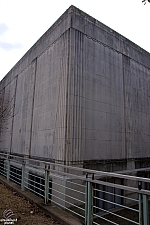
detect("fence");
top-left (0, 152), bottom-right (150, 225)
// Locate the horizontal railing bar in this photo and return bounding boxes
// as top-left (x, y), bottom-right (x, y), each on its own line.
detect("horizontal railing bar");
top-left (66, 179), bottom-right (86, 188)
top-left (1, 153), bottom-right (150, 196)
top-left (94, 188), bottom-right (139, 202)
top-left (93, 214), bottom-right (119, 225)
top-left (87, 178), bottom-right (150, 196)
top-left (49, 169), bottom-right (84, 179)
top-left (35, 160), bottom-right (150, 183)
top-left (27, 176), bottom-right (45, 185)
top-left (25, 166), bottom-right (45, 173)
top-left (24, 185), bottom-right (44, 198)
top-left (10, 166), bottom-right (22, 171)
top-left (24, 172), bottom-right (45, 179)
top-left (0, 156), bottom-right (7, 160)
top-left (0, 170), bottom-right (7, 173)
top-left (50, 193), bottom-right (85, 212)
top-left (1, 153), bottom-right (150, 195)
top-left (9, 172), bottom-right (21, 180)
top-left (93, 196), bottom-right (139, 212)
top-left (6, 159), bottom-right (23, 167)
top-left (28, 182), bottom-right (44, 188)
top-left (28, 168), bottom-right (150, 198)
top-left (93, 206), bottom-right (139, 225)
top-left (51, 187), bottom-right (85, 204)
top-left (50, 199), bottom-right (85, 219)
top-left (51, 169), bottom-right (150, 196)
top-left (10, 177), bottom-right (21, 186)
top-left (4, 153), bottom-right (150, 184)
top-left (27, 174), bottom-right (45, 180)
top-left (10, 172), bottom-right (21, 178)
top-left (25, 172), bottom-right (44, 179)
top-left (49, 169), bottom-right (150, 196)
top-left (93, 221), bottom-right (101, 225)
top-left (0, 172), bottom-right (6, 177)
top-left (0, 166), bottom-right (7, 172)
top-left (25, 181), bottom-right (43, 191)
top-left (2, 153), bottom-right (150, 196)
top-left (10, 171), bottom-right (21, 178)
top-left (52, 181), bottom-right (85, 195)
top-left (1, 152), bottom-right (150, 225)
top-left (24, 181), bottom-right (45, 194)
top-left (50, 193), bottom-right (65, 203)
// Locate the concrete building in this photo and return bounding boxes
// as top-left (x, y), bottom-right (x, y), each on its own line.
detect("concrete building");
top-left (1, 5), bottom-right (150, 172)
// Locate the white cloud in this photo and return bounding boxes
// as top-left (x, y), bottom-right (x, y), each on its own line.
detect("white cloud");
top-left (0, 41), bottom-right (22, 51)
top-left (0, 22), bottom-right (22, 52)
top-left (0, 23), bottom-right (9, 34)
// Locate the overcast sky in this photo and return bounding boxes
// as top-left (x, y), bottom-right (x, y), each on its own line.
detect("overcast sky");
top-left (0, 0), bottom-right (150, 81)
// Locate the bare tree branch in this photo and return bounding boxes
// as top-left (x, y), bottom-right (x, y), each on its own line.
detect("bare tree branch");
top-left (142, 0), bottom-right (150, 5)
top-left (0, 91), bottom-right (15, 136)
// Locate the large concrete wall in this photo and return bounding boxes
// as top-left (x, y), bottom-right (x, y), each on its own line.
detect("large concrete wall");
top-left (64, 7), bottom-right (150, 170)
top-left (1, 6), bottom-right (150, 171)
top-left (67, 28), bottom-right (150, 162)
top-left (0, 8), bottom-right (72, 161)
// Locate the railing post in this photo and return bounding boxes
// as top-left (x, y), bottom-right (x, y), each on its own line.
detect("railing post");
top-left (85, 173), bottom-right (93, 225)
top-left (143, 194), bottom-right (149, 225)
top-left (7, 154), bottom-right (10, 181)
top-left (21, 158), bottom-right (26, 191)
top-left (85, 174), bottom-right (88, 224)
top-left (139, 193), bottom-right (143, 225)
top-left (44, 164), bottom-right (50, 204)
top-left (138, 181), bottom-right (149, 225)
top-left (138, 181), bottom-right (143, 225)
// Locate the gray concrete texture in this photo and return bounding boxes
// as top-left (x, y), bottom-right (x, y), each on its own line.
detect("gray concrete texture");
top-left (1, 6), bottom-right (150, 169)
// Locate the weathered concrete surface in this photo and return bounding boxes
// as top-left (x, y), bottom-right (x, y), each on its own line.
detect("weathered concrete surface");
top-left (1, 5), bottom-right (150, 171)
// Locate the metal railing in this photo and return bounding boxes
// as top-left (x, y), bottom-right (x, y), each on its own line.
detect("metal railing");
top-left (0, 152), bottom-right (150, 225)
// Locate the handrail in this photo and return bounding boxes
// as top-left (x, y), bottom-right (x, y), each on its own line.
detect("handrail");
top-left (0, 151), bottom-right (150, 225)
top-left (1, 152), bottom-right (150, 184)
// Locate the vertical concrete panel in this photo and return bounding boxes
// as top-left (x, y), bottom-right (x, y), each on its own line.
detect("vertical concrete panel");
top-left (0, 79), bottom-right (16, 153)
top-left (81, 36), bottom-right (125, 161)
top-left (65, 29), bottom-right (85, 164)
top-left (11, 61), bottom-right (36, 155)
top-left (30, 30), bottom-right (69, 161)
top-left (123, 57), bottom-right (150, 159)
top-left (65, 28), bottom-right (125, 163)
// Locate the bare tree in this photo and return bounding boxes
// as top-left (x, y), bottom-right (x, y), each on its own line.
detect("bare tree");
top-left (142, 0), bottom-right (150, 5)
top-left (0, 91), bottom-right (15, 135)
